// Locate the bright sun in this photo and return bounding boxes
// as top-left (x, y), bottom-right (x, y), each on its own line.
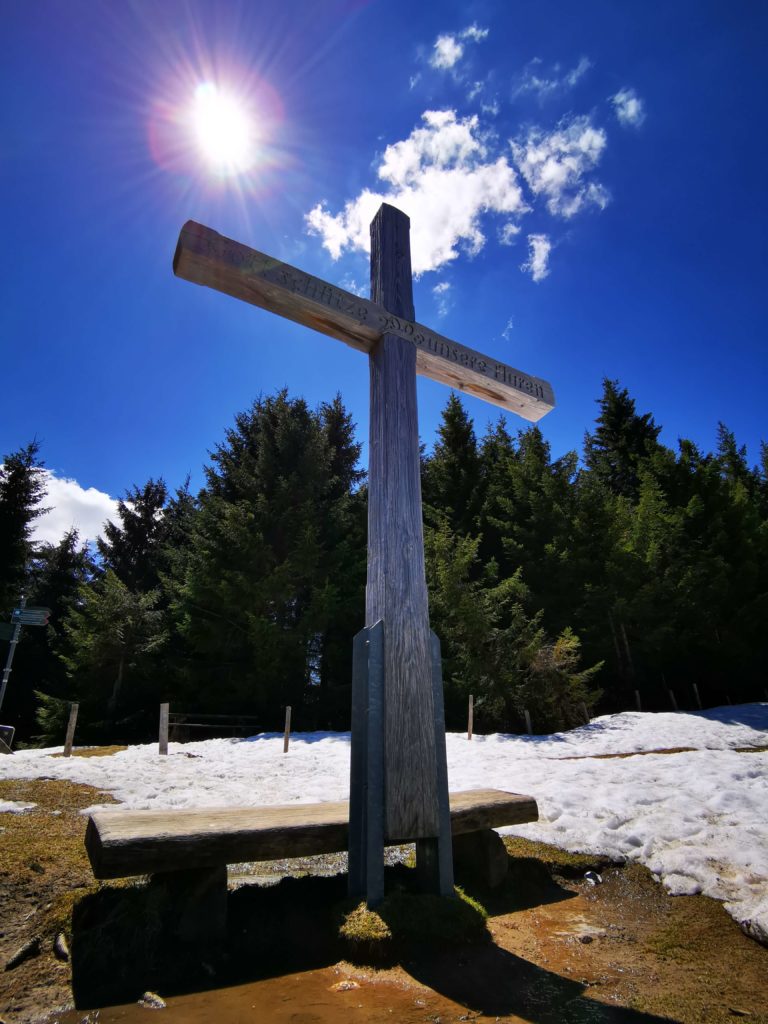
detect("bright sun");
top-left (192, 82), bottom-right (257, 176)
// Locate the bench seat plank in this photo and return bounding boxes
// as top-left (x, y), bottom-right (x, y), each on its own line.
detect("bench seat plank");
top-left (85, 788), bottom-right (538, 879)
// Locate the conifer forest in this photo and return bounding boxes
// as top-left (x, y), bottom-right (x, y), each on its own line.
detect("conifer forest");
top-left (2, 380), bottom-right (766, 745)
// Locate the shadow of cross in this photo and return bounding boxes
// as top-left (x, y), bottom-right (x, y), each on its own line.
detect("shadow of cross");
top-left (173, 203), bottom-right (555, 906)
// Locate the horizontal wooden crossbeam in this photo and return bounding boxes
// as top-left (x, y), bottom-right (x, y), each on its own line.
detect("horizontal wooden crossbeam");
top-left (85, 788), bottom-right (538, 879)
top-left (174, 221), bottom-right (555, 421)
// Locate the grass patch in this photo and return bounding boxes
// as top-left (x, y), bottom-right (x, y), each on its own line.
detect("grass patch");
top-left (339, 885), bottom-right (488, 962)
top-left (51, 745), bottom-right (128, 758)
top-left (0, 778), bottom-right (117, 940)
top-left (502, 835), bottom-right (613, 878)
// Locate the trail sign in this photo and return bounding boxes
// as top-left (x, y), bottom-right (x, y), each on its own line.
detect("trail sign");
top-left (174, 204), bottom-right (555, 904)
top-left (12, 607), bottom-right (51, 626)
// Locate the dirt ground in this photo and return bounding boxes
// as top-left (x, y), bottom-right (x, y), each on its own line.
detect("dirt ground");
top-left (1, 767), bottom-right (767, 1024)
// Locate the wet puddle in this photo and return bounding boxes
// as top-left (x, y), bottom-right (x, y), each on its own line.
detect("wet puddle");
top-left (54, 965), bottom-right (488, 1023)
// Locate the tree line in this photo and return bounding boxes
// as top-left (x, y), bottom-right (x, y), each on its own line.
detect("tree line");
top-left (2, 380), bottom-right (766, 745)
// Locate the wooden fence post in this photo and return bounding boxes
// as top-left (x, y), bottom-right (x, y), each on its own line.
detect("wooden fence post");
top-left (283, 706), bottom-right (292, 754)
top-left (467, 695), bottom-right (473, 741)
top-left (692, 684), bottom-right (702, 710)
top-left (159, 703), bottom-right (169, 755)
top-left (63, 703), bottom-right (79, 758)
top-left (524, 710), bottom-right (532, 736)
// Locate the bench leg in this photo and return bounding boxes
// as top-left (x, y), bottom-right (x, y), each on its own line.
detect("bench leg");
top-left (452, 829), bottom-right (509, 888)
top-left (148, 865), bottom-right (228, 953)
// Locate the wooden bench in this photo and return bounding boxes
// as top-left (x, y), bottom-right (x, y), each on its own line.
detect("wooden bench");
top-left (84, 788), bottom-right (537, 948)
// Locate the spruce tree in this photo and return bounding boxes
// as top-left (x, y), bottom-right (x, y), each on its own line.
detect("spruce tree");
top-left (0, 441), bottom-right (48, 615)
top-left (97, 479), bottom-right (169, 592)
top-left (8, 530), bottom-right (94, 738)
top-left (59, 570), bottom-right (166, 741)
top-left (422, 393), bottom-right (482, 536)
top-left (584, 379), bottom-right (661, 499)
top-left (168, 390), bottom-right (365, 726)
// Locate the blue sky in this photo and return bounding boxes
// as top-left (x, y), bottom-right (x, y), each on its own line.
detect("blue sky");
top-left (2, 1), bottom-right (766, 543)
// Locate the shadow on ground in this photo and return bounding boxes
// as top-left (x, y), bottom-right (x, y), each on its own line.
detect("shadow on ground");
top-left (70, 856), bottom-right (678, 1023)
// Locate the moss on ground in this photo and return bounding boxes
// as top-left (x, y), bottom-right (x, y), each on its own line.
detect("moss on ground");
top-left (339, 884), bottom-right (488, 962)
top-left (502, 835), bottom-right (613, 878)
top-left (51, 745), bottom-right (127, 759)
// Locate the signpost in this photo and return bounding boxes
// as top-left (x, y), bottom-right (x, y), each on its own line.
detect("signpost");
top-left (11, 607), bottom-right (51, 626)
top-left (1, 600), bottom-right (51, 716)
top-left (174, 203), bottom-right (555, 905)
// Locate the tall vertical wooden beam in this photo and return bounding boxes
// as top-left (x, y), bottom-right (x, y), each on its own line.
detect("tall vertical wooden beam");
top-left (367, 204), bottom-right (438, 842)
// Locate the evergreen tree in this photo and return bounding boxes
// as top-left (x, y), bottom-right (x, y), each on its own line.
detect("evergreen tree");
top-left (8, 530), bottom-right (94, 738)
top-left (584, 379), bottom-right (661, 499)
top-left (422, 394), bottom-right (482, 536)
top-left (98, 479), bottom-right (169, 592)
top-left (480, 424), bottom-right (578, 634)
top-left (313, 397), bottom-right (366, 722)
top-left (58, 569), bottom-right (166, 741)
top-left (167, 391), bottom-right (365, 726)
top-left (0, 441), bottom-right (48, 615)
top-left (424, 510), bottom-right (600, 732)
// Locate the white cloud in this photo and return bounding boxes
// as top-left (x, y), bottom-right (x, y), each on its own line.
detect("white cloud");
top-left (521, 234), bottom-right (552, 282)
top-left (499, 222), bottom-right (521, 245)
top-left (429, 24), bottom-right (488, 71)
top-left (339, 274), bottom-right (367, 297)
top-left (31, 471), bottom-right (119, 547)
top-left (306, 109), bottom-right (528, 275)
top-left (513, 56), bottom-right (592, 100)
top-left (462, 24), bottom-right (489, 43)
top-left (502, 317), bottom-right (514, 340)
top-left (611, 88), bottom-right (646, 127)
top-left (432, 281), bottom-right (452, 317)
top-left (511, 114), bottom-right (610, 218)
top-left (430, 34), bottom-right (464, 71)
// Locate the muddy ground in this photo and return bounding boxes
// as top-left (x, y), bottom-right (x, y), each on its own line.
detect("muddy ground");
top-left (1, 766), bottom-right (767, 1024)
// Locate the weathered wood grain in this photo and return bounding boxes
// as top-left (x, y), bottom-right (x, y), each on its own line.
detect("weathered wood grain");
top-left (63, 703), bottom-right (79, 758)
top-left (367, 205), bottom-right (438, 842)
top-left (85, 788), bottom-right (539, 879)
top-left (173, 221), bottom-right (555, 421)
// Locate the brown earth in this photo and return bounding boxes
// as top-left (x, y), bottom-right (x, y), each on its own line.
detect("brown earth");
top-left (1, 763), bottom-right (767, 1024)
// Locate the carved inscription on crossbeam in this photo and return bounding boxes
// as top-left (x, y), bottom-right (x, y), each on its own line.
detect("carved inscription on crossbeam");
top-left (174, 221), bottom-right (555, 421)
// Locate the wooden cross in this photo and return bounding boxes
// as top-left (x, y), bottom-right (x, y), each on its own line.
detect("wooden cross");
top-left (174, 203), bottom-right (554, 901)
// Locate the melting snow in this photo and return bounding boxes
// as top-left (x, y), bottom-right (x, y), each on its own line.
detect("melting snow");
top-left (1, 704), bottom-right (766, 941)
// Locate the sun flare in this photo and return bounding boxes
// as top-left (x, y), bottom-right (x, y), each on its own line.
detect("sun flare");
top-left (192, 82), bottom-right (258, 176)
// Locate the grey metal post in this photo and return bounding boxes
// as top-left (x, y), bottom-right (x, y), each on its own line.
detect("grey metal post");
top-left (692, 684), bottom-right (702, 710)
top-left (634, 689), bottom-right (642, 712)
top-left (669, 689), bottom-right (678, 712)
top-left (0, 597), bottom-right (25, 715)
top-left (467, 694), bottom-right (474, 740)
top-left (524, 710), bottom-right (532, 736)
